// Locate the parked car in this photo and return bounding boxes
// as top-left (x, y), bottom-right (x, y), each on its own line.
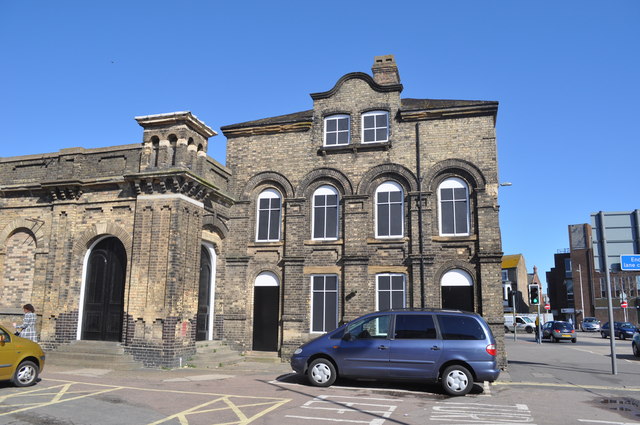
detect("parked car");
top-left (0, 324), bottom-right (45, 387)
top-left (541, 321), bottom-right (577, 343)
top-left (290, 309), bottom-right (500, 396)
top-left (600, 322), bottom-right (639, 340)
top-left (580, 317), bottom-right (601, 332)
top-left (633, 331), bottom-right (640, 358)
top-left (504, 315), bottom-right (535, 333)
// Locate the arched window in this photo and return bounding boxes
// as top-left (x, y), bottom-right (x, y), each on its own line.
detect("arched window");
top-left (151, 136), bottom-right (160, 168)
top-left (438, 177), bottom-right (470, 236)
top-left (256, 189), bottom-right (282, 242)
top-left (168, 134), bottom-right (178, 166)
top-left (324, 114), bottom-right (350, 146)
top-left (375, 181), bottom-right (404, 238)
top-left (0, 230), bottom-right (36, 308)
top-left (441, 269), bottom-right (474, 312)
top-left (312, 185), bottom-right (339, 240)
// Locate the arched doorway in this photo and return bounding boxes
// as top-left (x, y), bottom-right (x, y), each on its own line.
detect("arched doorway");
top-left (196, 245), bottom-right (216, 341)
top-left (441, 269), bottom-right (474, 312)
top-left (82, 237), bottom-right (127, 341)
top-left (252, 272), bottom-right (279, 351)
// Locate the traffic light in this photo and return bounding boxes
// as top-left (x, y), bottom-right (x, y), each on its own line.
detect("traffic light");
top-left (529, 284), bottom-right (540, 305)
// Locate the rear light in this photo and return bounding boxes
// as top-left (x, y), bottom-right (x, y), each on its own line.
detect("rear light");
top-left (486, 344), bottom-right (497, 356)
top-left (554, 329), bottom-right (560, 333)
top-left (571, 329), bottom-right (575, 333)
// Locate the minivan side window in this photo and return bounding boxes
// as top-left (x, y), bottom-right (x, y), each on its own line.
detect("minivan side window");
top-left (394, 315), bottom-right (437, 339)
top-left (438, 315), bottom-right (486, 340)
top-left (346, 315), bottom-right (390, 340)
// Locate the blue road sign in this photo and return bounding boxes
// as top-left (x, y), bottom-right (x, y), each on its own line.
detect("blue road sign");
top-left (620, 255), bottom-right (640, 270)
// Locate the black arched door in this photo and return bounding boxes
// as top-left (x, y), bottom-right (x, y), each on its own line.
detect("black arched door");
top-left (82, 237), bottom-right (126, 341)
top-left (196, 246), bottom-right (211, 341)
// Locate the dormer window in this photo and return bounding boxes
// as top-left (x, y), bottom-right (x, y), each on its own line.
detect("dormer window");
top-left (324, 115), bottom-right (350, 146)
top-left (362, 111), bottom-right (388, 143)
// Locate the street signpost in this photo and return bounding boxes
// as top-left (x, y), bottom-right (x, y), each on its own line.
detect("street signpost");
top-left (621, 300), bottom-right (628, 308)
top-left (620, 255), bottom-right (640, 270)
top-left (544, 303), bottom-right (550, 310)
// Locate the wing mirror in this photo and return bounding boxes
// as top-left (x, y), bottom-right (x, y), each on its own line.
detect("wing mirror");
top-left (342, 332), bottom-right (354, 342)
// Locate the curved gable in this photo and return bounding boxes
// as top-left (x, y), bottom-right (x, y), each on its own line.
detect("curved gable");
top-left (310, 72), bottom-right (403, 100)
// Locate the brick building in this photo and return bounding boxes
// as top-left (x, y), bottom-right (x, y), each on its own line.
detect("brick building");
top-left (0, 55), bottom-right (506, 367)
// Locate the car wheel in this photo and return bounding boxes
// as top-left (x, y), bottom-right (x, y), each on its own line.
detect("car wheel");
top-left (552, 336), bottom-right (558, 343)
top-left (12, 360), bottom-right (39, 387)
top-left (441, 365), bottom-right (473, 396)
top-left (601, 332), bottom-right (607, 339)
top-left (307, 358), bottom-right (337, 387)
top-left (526, 326), bottom-right (533, 334)
top-left (572, 338), bottom-right (577, 343)
top-left (633, 342), bottom-right (640, 358)
top-left (620, 333), bottom-right (626, 340)
top-left (504, 326), bottom-right (509, 333)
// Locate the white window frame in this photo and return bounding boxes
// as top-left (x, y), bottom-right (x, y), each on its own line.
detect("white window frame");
top-left (255, 189), bottom-right (282, 242)
top-left (310, 274), bottom-right (339, 333)
top-left (376, 273), bottom-right (406, 311)
top-left (375, 181), bottom-right (404, 238)
top-left (312, 185), bottom-right (339, 240)
top-left (324, 114), bottom-right (350, 146)
top-left (438, 177), bottom-right (470, 236)
top-left (362, 110), bottom-right (389, 143)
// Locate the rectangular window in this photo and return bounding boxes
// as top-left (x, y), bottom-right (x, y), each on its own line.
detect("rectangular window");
top-left (440, 187), bottom-right (469, 235)
top-left (394, 314), bottom-right (437, 339)
top-left (257, 197), bottom-right (281, 241)
top-left (600, 277), bottom-right (606, 298)
top-left (313, 193), bottom-right (338, 239)
top-left (324, 115), bottom-right (350, 146)
top-left (377, 274), bottom-right (405, 310)
top-left (376, 186), bottom-right (403, 238)
top-left (564, 258), bottom-right (572, 278)
top-left (311, 275), bottom-right (338, 333)
top-left (362, 111), bottom-right (389, 143)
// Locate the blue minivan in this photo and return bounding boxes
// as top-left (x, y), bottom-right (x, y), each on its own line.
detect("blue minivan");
top-left (290, 309), bottom-right (500, 396)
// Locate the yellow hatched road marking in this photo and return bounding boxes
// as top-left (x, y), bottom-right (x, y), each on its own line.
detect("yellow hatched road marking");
top-left (0, 378), bottom-right (291, 425)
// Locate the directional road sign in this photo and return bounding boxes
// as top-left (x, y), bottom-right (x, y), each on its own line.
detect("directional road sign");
top-left (620, 255), bottom-right (640, 270)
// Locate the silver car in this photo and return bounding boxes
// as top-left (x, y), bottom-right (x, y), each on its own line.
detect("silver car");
top-left (581, 317), bottom-right (600, 332)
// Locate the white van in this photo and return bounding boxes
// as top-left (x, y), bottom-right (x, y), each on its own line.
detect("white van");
top-left (504, 315), bottom-right (535, 333)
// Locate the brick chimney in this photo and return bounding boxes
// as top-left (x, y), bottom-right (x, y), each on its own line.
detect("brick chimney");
top-left (371, 55), bottom-right (400, 85)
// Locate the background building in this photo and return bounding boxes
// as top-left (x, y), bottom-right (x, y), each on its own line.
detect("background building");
top-left (502, 254), bottom-right (537, 314)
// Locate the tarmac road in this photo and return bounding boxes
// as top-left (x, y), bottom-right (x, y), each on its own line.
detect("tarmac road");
top-left (0, 331), bottom-right (638, 425)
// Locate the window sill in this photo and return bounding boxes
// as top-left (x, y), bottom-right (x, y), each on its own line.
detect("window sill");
top-left (248, 241), bottom-right (284, 247)
top-left (304, 239), bottom-right (343, 246)
top-left (318, 141), bottom-right (392, 156)
top-left (432, 235), bottom-right (477, 242)
top-left (367, 237), bottom-right (408, 245)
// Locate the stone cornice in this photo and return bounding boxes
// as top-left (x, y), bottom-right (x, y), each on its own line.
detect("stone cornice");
top-left (135, 111), bottom-right (217, 139)
top-left (125, 170), bottom-right (234, 207)
top-left (398, 104), bottom-right (498, 122)
top-left (222, 121), bottom-right (312, 137)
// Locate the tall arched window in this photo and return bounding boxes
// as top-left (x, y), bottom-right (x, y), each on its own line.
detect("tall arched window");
top-left (375, 181), bottom-right (404, 238)
top-left (438, 177), bottom-right (470, 236)
top-left (256, 189), bottom-right (282, 242)
top-left (312, 185), bottom-right (339, 240)
top-left (441, 269), bottom-right (474, 312)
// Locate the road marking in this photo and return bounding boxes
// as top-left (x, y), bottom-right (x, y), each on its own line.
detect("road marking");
top-left (578, 420), bottom-right (640, 425)
top-left (494, 381), bottom-right (640, 392)
top-left (431, 401), bottom-right (535, 423)
top-left (0, 379), bottom-right (291, 425)
top-left (286, 395), bottom-right (398, 425)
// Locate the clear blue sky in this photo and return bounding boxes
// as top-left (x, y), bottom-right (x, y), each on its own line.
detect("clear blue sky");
top-left (2, 1), bottom-right (638, 290)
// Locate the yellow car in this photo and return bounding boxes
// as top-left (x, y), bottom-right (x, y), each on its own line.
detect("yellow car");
top-left (0, 324), bottom-right (45, 386)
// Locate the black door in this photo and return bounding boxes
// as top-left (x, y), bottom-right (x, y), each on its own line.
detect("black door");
top-left (442, 286), bottom-right (474, 312)
top-left (82, 238), bottom-right (126, 341)
top-left (196, 246), bottom-right (211, 341)
top-left (252, 286), bottom-right (279, 351)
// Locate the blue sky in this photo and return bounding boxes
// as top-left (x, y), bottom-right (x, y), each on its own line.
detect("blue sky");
top-left (2, 1), bottom-right (638, 290)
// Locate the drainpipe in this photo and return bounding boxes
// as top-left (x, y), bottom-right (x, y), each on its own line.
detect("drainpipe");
top-left (416, 123), bottom-right (425, 309)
